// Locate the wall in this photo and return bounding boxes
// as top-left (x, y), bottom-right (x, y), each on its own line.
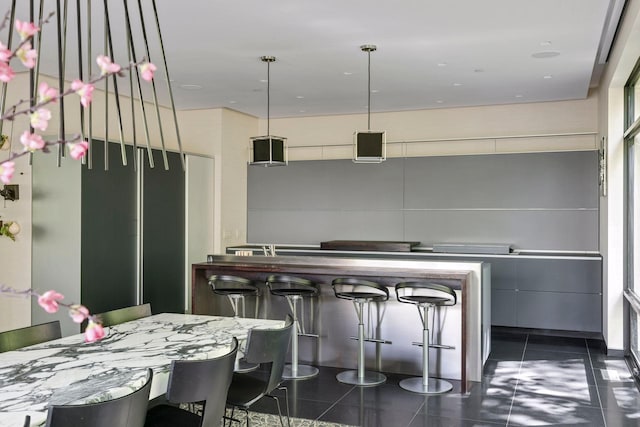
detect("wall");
top-left (248, 152), bottom-right (598, 250)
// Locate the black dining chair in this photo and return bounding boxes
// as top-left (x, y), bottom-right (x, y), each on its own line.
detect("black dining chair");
top-left (96, 303), bottom-right (152, 327)
top-left (0, 321), bottom-right (62, 353)
top-left (145, 337), bottom-right (239, 427)
top-left (225, 315), bottom-right (294, 427)
top-left (44, 369), bottom-right (153, 427)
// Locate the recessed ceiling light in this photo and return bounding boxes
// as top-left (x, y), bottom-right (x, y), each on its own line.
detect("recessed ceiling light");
top-left (437, 62), bottom-right (447, 67)
top-left (229, 100), bottom-right (237, 104)
top-left (179, 84), bottom-right (202, 90)
top-left (296, 95), bottom-right (304, 99)
top-left (436, 100), bottom-right (444, 104)
top-left (540, 40), bottom-right (552, 46)
top-left (371, 89), bottom-right (379, 93)
top-left (259, 79), bottom-right (268, 83)
top-left (543, 75), bottom-right (553, 79)
top-left (532, 51), bottom-right (560, 59)
top-left (299, 110), bottom-right (306, 113)
top-left (453, 82), bottom-right (463, 87)
top-left (515, 94), bottom-right (523, 98)
top-left (343, 72), bottom-right (353, 75)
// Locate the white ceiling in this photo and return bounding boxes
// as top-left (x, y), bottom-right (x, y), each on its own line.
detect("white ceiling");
top-left (0, 0), bottom-right (626, 119)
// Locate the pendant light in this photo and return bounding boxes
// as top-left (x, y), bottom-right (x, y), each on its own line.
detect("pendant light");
top-left (353, 44), bottom-right (386, 163)
top-left (250, 56), bottom-right (287, 166)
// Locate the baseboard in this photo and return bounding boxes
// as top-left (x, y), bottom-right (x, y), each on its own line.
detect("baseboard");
top-left (491, 325), bottom-right (604, 341)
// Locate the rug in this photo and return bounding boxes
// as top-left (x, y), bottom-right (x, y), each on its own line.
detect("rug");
top-left (223, 409), bottom-right (357, 427)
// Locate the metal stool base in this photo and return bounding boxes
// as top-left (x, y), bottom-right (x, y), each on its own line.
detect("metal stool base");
top-left (336, 370), bottom-right (386, 386)
top-left (399, 377), bottom-right (453, 394)
top-left (283, 364), bottom-right (319, 380)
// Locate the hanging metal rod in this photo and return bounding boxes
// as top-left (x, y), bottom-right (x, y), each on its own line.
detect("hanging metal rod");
top-left (360, 44), bottom-right (376, 131)
top-left (261, 55), bottom-right (275, 135)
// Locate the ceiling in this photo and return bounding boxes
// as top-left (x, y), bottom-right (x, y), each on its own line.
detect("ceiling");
top-left (0, 0), bottom-right (627, 119)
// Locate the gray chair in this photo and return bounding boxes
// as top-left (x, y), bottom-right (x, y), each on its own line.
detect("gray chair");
top-left (395, 281), bottom-right (457, 394)
top-left (266, 274), bottom-right (319, 380)
top-left (225, 315), bottom-right (294, 427)
top-left (145, 338), bottom-right (239, 427)
top-left (332, 278), bottom-right (391, 386)
top-left (0, 321), bottom-right (62, 353)
top-left (45, 369), bottom-right (153, 427)
top-left (97, 303), bottom-right (152, 327)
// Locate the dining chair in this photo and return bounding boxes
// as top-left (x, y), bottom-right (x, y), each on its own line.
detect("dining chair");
top-left (96, 303), bottom-right (152, 327)
top-left (44, 369), bottom-right (153, 427)
top-left (225, 315), bottom-right (294, 427)
top-left (0, 321), bottom-right (62, 353)
top-left (144, 337), bottom-right (239, 427)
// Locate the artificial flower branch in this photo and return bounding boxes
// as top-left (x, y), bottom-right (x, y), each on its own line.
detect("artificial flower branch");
top-left (0, 285), bottom-right (105, 343)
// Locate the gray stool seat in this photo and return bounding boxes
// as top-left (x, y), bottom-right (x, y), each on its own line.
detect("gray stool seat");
top-left (332, 278), bottom-right (390, 387)
top-left (208, 275), bottom-right (260, 373)
top-left (395, 281), bottom-right (457, 395)
top-left (267, 275), bottom-right (319, 380)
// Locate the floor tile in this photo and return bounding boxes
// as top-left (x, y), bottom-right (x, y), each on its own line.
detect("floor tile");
top-left (407, 413), bottom-right (505, 426)
top-left (317, 402), bottom-right (416, 427)
top-left (506, 402), bottom-right (605, 426)
top-left (525, 335), bottom-right (588, 355)
top-left (420, 393), bottom-right (513, 425)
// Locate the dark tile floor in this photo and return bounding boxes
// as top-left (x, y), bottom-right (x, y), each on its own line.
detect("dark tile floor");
top-left (251, 330), bottom-right (640, 426)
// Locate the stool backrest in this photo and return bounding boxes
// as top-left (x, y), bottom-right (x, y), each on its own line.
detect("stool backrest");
top-left (208, 275), bottom-right (257, 294)
top-left (266, 275), bottom-right (317, 295)
top-left (166, 337), bottom-right (239, 427)
top-left (244, 315), bottom-right (294, 393)
top-left (332, 278), bottom-right (389, 301)
top-left (0, 321), bottom-right (62, 353)
top-left (45, 369), bottom-right (153, 427)
top-left (395, 282), bottom-right (457, 306)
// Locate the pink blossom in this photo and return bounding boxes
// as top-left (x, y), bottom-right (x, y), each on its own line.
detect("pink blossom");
top-left (37, 290), bottom-right (64, 314)
top-left (139, 62), bottom-right (157, 82)
top-left (96, 55), bottom-right (121, 75)
top-left (0, 161), bottom-right (14, 184)
top-left (38, 82), bottom-right (58, 103)
top-left (30, 108), bottom-right (51, 131)
top-left (0, 42), bottom-right (11, 63)
top-left (84, 320), bottom-right (106, 343)
top-left (68, 304), bottom-right (90, 323)
top-left (0, 62), bottom-right (15, 83)
top-left (71, 80), bottom-right (94, 108)
top-left (16, 43), bottom-right (37, 69)
top-left (15, 20), bottom-right (39, 41)
top-left (20, 130), bottom-right (45, 151)
top-left (68, 140), bottom-right (89, 160)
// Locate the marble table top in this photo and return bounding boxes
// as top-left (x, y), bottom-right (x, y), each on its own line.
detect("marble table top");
top-left (0, 313), bottom-right (283, 427)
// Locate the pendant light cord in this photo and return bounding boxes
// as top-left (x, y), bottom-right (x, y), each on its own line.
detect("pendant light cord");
top-left (367, 49), bottom-right (371, 131)
top-left (267, 59), bottom-right (270, 136)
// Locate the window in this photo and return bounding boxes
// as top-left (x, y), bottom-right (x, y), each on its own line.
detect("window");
top-left (625, 58), bottom-right (640, 369)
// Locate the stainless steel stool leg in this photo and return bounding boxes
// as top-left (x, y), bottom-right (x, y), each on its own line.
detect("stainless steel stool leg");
top-left (283, 295), bottom-right (318, 380)
top-left (336, 299), bottom-right (386, 386)
top-left (399, 304), bottom-right (452, 394)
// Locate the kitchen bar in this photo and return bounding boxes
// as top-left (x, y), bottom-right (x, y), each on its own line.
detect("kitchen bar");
top-left (192, 254), bottom-right (490, 393)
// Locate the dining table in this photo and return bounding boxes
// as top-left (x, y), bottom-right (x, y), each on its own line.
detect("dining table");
top-left (0, 313), bottom-right (283, 427)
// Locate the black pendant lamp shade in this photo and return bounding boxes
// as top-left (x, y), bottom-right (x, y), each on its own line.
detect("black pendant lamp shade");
top-left (353, 45), bottom-right (386, 164)
top-left (250, 56), bottom-right (287, 166)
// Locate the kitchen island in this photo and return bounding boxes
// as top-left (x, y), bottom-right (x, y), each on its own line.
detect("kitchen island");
top-left (192, 255), bottom-right (490, 393)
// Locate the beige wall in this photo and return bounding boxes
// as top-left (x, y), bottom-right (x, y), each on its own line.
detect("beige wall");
top-left (267, 95), bottom-right (598, 161)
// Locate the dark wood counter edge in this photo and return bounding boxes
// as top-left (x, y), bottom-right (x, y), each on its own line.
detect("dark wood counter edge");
top-left (192, 258), bottom-right (474, 393)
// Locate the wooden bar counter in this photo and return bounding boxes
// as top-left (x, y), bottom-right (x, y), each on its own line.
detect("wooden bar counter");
top-left (192, 255), bottom-right (490, 393)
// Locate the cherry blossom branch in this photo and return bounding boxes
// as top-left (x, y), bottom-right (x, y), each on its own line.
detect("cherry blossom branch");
top-left (0, 285), bottom-right (105, 343)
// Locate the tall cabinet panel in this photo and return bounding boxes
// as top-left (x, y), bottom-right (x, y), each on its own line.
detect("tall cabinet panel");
top-left (142, 150), bottom-right (185, 313)
top-left (81, 141), bottom-right (137, 315)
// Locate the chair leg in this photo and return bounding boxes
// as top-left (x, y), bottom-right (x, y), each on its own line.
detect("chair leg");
top-left (266, 393), bottom-right (290, 427)
top-left (278, 385), bottom-right (291, 427)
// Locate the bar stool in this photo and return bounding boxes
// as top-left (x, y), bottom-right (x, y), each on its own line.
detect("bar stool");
top-left (395, 281), bottom-right (457, 394)
top-left (332, 277), bottom-right (391, 386)
top-left (208, 274), bottom-right (260, 372)
top-left (267, 274), bottom-right (319, 380)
